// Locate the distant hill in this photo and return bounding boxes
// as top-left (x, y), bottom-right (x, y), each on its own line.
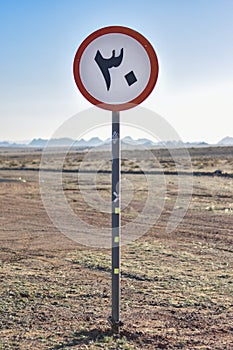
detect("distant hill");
top-left (0, 141), bottom-right (26, 147)
top-left (29, 138), bottom-right (48, 147)
top-left (218, 136), bottom-right (233, 146)
top-left (80, 137), bottom-right (102, 147)
top-left (154, 140), bottom-right (209, 148)
top-left (6, 136), bottom-right (233, 149)
top-left (28, 136), bottom-right (158, 149)
top-left (29, 137), bottom-right (103, 148)
top-left (122, 136), bottom-right (156, 147)
top-left (185, 141), bottom-right (209, 147)
top-left (0, 141), bottom-right (12, 147)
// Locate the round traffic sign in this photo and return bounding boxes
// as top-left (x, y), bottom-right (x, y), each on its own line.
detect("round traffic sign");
top-left (73, 26), bottom-right (159, 111)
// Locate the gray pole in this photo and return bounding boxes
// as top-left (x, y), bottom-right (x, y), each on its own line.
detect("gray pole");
top-left (110, 110), bottom-right (121, 333)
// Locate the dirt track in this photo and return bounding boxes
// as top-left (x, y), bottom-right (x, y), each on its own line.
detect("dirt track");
top-left (0, 147), bottom-right (233, 349)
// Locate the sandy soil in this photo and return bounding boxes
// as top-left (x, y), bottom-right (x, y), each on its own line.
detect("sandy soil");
top-left (0, 147), bottom-right (232, 349)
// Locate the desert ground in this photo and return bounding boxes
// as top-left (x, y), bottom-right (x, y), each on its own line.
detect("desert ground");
top-left (0, 146), bottom-right (232, 349)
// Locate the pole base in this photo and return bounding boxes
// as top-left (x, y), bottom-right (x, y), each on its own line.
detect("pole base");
top-left (108, 316), bottom-right (124, 334)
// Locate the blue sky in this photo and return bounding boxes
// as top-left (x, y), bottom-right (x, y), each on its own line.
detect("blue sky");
top-left (0, 0), bottom-right (233, 143)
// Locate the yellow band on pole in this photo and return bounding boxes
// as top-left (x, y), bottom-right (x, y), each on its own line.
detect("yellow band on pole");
top-left (114, 268), bottom-right (119, 274)
top-left (115, 207), bottom-right (120, 214)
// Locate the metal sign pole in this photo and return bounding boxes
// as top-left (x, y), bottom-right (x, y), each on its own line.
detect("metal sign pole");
top-left (110, 110), bottom-right (121, 333)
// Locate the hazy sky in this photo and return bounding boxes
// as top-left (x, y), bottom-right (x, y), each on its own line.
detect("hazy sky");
top-left (0, 0), bottom-right (233, 143)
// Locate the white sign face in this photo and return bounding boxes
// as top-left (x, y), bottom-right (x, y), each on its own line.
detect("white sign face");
top-left (73, 26), bottom-right (159, 111)
top-left (80, 34), bottom-right (150, 104)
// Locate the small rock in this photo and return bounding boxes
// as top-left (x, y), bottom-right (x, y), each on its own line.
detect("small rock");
top-left (214, 169), bottom-right (222, 176)
top-left (19, 291), bottom-right (30, 298)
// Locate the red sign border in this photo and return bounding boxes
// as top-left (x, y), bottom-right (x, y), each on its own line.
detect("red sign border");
top-left (73, 26), bottom-right (159, 111)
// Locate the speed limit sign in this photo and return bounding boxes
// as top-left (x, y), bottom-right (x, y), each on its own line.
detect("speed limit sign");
top-left (73, 26), bottom-right (159, 111)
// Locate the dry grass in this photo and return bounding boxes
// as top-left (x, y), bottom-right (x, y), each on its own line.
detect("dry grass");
top-left (0, 147), bottom-right (233, 349)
